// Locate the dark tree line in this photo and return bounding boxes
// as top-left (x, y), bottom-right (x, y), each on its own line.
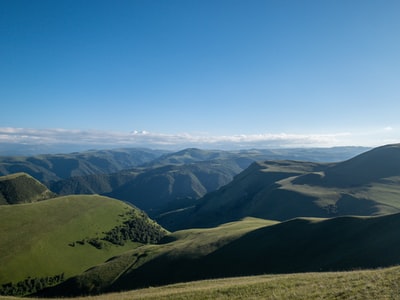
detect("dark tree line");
top-left (0, 273), bottom-right (64, 296)
top-left (68, 210), bottom-right (167, 249)
top-left (102, 211), bottom-right (166, 246)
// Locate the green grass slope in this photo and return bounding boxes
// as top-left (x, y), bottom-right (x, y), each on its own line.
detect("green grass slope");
top-left (17, 266), bottom-right (400, 300)
top-left (39, 212), bottom-right (400, 296)
top-left (0, 173), bottom-right (56, 205)
top-left (38, 217), bottom-right (277, 296)
top-left (0, 195), bottom-right (167, 296)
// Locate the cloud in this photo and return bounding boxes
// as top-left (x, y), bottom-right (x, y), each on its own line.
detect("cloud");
top-left (0, 127), bottom-right (354, 150)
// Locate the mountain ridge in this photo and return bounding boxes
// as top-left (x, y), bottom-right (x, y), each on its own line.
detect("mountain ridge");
top-left (158, 143), bottom-right (400, 230)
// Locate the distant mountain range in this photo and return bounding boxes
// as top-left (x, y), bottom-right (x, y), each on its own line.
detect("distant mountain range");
top-left (0, 146), bottom-right (368, 215)
top-left (0, 148), bottom-right (168, 183)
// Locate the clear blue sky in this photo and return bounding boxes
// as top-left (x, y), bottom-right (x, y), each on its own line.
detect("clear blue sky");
top-left (1, 0), bottom-right (400, 148)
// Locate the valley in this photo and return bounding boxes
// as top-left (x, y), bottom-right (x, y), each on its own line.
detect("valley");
top-left (1, 144), bottom-right (400, 298)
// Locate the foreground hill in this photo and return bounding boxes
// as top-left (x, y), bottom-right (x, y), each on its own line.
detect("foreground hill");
top-left (0, 148), bottom-right (167, 184)
top-left (0, 195), bottom-right (167, 296)
top-left (161, 143), bottom-right (400, 230)
top-left (39, 213), bottom-right (400, 296)
top-left (2, 266), bottom-right (400, 299)
top-left (0, 173), bottom-right (55, 205)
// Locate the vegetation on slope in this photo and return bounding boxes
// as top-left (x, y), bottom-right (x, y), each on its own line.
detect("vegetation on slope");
top-left (0, 173), bottom-right (55, 205)
top-left (38, 217), bottom-right (277, 296)
top-left (0, 195), bottom-right (167, 296)
top-left (39, 212), bottom-right (400, 296)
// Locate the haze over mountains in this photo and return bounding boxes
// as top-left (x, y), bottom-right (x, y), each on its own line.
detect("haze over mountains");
top-left (2, 143), bottom-right (400, 297)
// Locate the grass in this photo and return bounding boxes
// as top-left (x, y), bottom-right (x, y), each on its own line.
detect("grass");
top-left (48, 212), bottom-right (400, 297)
top-left (35, 217), bottom-right (277, 296)
top-left (2, 266), bottom-right (400, 299)
top-left (0, 195), bottom-right (151, 285)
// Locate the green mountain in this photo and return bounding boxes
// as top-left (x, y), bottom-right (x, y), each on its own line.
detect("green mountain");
top-left (0, 194), bottom-right (167, 296)
top-left (39, 213), bottom-right (400, 296)
top-left (0, 173), bottom-right (56, 205)
top-left (0, 148), bottom-right (167, 184)
top-left (159, 144), bottom-right (400, 230)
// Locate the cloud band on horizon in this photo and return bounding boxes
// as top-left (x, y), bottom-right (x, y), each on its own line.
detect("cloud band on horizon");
top-left (0, 127), bottom-right (359, 149)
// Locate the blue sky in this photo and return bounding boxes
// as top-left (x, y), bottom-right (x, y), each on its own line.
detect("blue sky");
top-left (1, 0), bottom-right (400, 149)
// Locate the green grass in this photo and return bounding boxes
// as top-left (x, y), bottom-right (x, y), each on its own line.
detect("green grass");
top-left (0, 195), bottom-right (155, 286)
top-left (45, 212), bottom-right (400, 297)
top-left (2, 266), bottom-right (400, 299)
top-left (38, 217), bottom-right (277, 296)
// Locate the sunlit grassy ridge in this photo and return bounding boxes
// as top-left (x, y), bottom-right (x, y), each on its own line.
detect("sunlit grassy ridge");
top-left (0, 195), bottom-right (166, 288)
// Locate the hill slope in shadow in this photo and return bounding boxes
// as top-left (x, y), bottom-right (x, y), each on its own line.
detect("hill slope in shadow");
top-left (0, 173), bottom-right (56, 205)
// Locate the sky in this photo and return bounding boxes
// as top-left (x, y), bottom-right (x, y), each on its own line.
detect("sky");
top-left (1, 0), bottom-right (400, 150)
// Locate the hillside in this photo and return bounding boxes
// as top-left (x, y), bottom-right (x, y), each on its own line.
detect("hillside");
top-left (39, 213), bottom-right (400, 296)
top-left (0, 173), bottom-right (56, 205)
top-left (0, 195), bottom-right (167, 296)
top-left (2, 266), bottom-right (400, 299)
top-left (161, 143), bottom-right (400, 230)
top-left (0, 148), bottom-right (167, 184)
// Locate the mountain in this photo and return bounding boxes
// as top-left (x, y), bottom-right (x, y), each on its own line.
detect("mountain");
top-left (159, 144), bottom-right (400, 230)
top-left (0, 173), bottom-right (56, 205)
top-left (49, 147), bottom-right (369, 215)
top-left (145, 147), bottom-right (369, 167)
top-left (39, 213), bottom-right (400, 296)
top-left (0, 194), bottom-right (167, 296)
top-left (0, 148), bottom-right (168, 184)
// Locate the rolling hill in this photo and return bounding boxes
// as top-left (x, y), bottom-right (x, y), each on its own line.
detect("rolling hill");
top-left (0, 195), bottom-right (167, 296)
top-left (0, 173), bottom-right (56, 205)
top-left (38, 212), bottom-right (400, 297)
top-left (160, 143), bottom-right (400, 230)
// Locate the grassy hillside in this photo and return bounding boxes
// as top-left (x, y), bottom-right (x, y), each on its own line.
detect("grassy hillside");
top-left (38, 217), bottom-right (276, 296)
top-left (7, 266), bottom-right (400, 300)
top-left (39, 212), bottom-right (400, 296)
top-left (0, 173), bottom-right (56, 205)
top-left (162, 144), bottom-right (400, 230)
top-left (0, 195), bottom-right (167, 296)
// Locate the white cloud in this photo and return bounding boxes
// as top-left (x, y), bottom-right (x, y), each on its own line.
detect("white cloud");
top-left (0, 127), bottom-right (356, 150)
